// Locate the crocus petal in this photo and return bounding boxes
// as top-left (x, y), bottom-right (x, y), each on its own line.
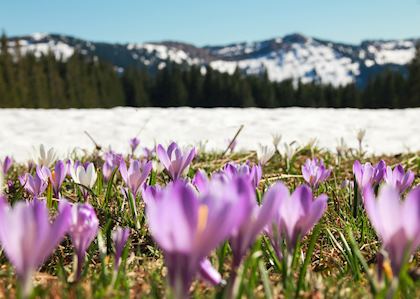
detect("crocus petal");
top-left (192, 169), bottom-right (209, 193)
top-left (299, 194), bottom-right (328, 236)
top-left (156, 145), bottom-right (171, 170)
top-left (147, 181), bottom-right (198, 252)
top-left (403, 187), bottom-right (420, 243)
top-left (199, 259), bottom-right (222, 285)
top-left (253, 182), bottom-right (287, 236)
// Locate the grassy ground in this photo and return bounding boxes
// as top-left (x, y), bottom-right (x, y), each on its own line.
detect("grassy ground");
top-left (0, 142), bottom-right (419, 298)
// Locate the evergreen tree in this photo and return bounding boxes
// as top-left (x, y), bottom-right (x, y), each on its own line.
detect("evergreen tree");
top-left (0, 38), bottom-right (419, 109)
top-left (0, 32), bottom-right (18, 105)
top-left (407, 44), bottom-right (420, 107)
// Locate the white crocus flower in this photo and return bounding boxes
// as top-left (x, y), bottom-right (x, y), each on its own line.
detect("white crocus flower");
top-left (196, 140), bottom-right (208, 153)
top-left (356, 129), bottom-right (366, 145)
top-left (33, 144), bottom-right (57, 167)
top-left (307, 138), bottom-right (318, 150)
top-left (272, 133), bottom-right (282, 151)
top-left (256, 144), bottom-right (275, 165)
top-left (71, 163), bottom-right (97, 189)
top-left (152, 160), bottom-right (165, 174)
top-left (336, 137), bottom-right (348, 156)
top-left (283, 142), bottom-right (299, 161)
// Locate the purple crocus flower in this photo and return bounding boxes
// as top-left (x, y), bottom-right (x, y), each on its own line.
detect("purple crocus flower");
top-left (192, 169), bottom-right (209, 193)
top-left (142, 184), bottom-right (162, 205)
top-left (0, 197), bottom-right (71, 296)
top-left (142, 147), bottom-right (155, 160)
top-left (130, 137), bottom-right (140, 154)
top-left (229, 181), bottom-right (282, 268)
top-left (19, 166), bottom-right (51, 197)
top-left (301, 158), bottom-right (332, 189)
top-left (68, 203), bottom-right (99, 280)
top-left (49, 160), bottom-right (67, 198)
top-left (146, 177), bottom-right (250, 298)
top-left (193, 163), bottom-right (262, 193)
top-left (65, 159), bottom-right (73, 177)
top-left (383, 164), bottom-right (415, 194)
top-left (220, 162), bottom-right (262, 189)
top-left (119, 160), bottom-right (152, 196)
top-left (363, 185), bottom-right (420, 274)
top-left (1, 156), bottom-right (13, 175)
top-left (353, 160), bottom-right (386, 192)
top-left (112, 226), bottom-right (130, 271)
top-left (156, 142), bottom-right (196, 180)
top-left (102, 151), bottom-right (123, 182)
top-left (267, 184), bottom-right (328, 257)
top-left (36, 165), bottom-right (51, 182)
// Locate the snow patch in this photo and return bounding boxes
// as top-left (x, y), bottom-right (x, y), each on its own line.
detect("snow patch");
top-left (0, 107), bottom-right (418, 162)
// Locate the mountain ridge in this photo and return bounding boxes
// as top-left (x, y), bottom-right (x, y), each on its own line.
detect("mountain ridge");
top-left (6, 32), bottom-right (419, 87)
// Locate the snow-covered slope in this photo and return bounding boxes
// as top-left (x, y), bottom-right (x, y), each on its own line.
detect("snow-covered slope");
top-left (209, 38), bottom-right (360, 86)
top-left (0, 107), bottom-right (418, 161)
top-left (6, 33), bottom-right (419, 86)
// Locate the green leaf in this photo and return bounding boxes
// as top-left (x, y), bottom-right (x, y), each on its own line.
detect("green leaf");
top-left (104, 167), bottom-right (119, 205)
top-left (296, 224), bottom-right (321, 298)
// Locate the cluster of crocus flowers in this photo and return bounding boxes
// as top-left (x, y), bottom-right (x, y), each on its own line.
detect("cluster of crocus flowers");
top-left (68, 203), bottom-right (99, 280)
top-left (302, 158), bottom-right (332, 189)
top-left (363, 185), bottom-right (420, 275)
top-left (1, 137), bottom-right (418, 298)
top-left (383, 164), bottom-right (414, 194)
top-left (19, 166), bottom-right (50, 197)
top-left (156, 142), bottom-right (196, 180)
top-left (192, 161), bottom-right (262, 193)
top-left (0, 197), bottom-right (71, 296)
top-left (266, 184), bottom-right (328, 259)
top-left (220, 162), bottom-right (262, 189)
top-left (146, 177), bottom-right (250, 299)
top-left (70, 162), bottom-right (98, 200)
top-left (353, 160), bottom-right (386, 192)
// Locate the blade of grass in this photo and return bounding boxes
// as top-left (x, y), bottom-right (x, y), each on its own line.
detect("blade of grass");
top-left (258, 260), bottom-right (273, 299)
top-left (296, 224), bottom-right (321, 298)
top-left (104, 167), bottom-right (119, 205)
top-left (346, 227), bottom-right (378, 296)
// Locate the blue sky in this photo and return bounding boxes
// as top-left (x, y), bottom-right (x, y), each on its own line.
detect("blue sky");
top-left (1, 0), bottom-right (419, 45)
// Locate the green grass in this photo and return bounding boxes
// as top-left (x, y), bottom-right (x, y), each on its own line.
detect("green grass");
top-left (0, 144), bottom-right (419, 298)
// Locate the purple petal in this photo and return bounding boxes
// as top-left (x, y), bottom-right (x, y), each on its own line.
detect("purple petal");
top-left (199, 259), bottom-right (222, 285)
top-left (156, 144), bottom-right (171, 170)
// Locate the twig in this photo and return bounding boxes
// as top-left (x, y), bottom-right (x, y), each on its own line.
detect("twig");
top-left (135, 118), bottom-right (151, 137)
top-left (260, 174), bottom-right (303, 183)
top-left (84, 130), bottom-right (102, 151)
top-left (222, 125), bottom-right (244, 156)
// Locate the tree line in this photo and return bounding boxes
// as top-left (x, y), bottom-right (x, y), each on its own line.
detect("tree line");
top-left (0, 34), bottom-right (419, 108)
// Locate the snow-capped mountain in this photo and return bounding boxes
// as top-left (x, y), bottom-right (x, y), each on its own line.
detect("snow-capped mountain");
top-left (6, 33), bottom-right (418, 87)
